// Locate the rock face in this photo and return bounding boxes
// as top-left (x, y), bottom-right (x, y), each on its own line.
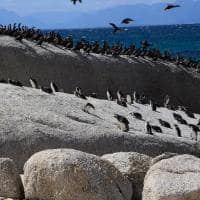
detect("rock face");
top-left (0, 84), bottom-right (199, 173)
top-left (0, 35), bottom-right (200, 112)
top-left (150, 152), bottom-right (178, 166)
top-left (143, 154), bottom-right (200, 200)
top-left (23, 149), bottom-right (132, 200)
top-left (102, 152), bottom-right (152, 200)
top-left (0, 158), bottom-right (24, 199)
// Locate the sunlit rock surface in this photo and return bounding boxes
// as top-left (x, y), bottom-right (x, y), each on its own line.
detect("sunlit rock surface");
top-left (0, 83), bottom-right (199, 173)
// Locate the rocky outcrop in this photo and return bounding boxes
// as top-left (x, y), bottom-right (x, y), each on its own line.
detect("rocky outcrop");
top-left (0, 158), bottom-right (24, 199)
top-left (1, 35), bottom-right (200, 112)
top-left (143, 154), bottom-right (200, 200)
top-left (150, 152), bottom-right (178, 166)
top-left (23, 149), bottom-right (132, 200)
top-left (102, 152), bottom-right (152, 200)
top-left (0, 84), bottom-right (198, 173)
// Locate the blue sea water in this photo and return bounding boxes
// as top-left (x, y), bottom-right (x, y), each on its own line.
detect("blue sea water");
top-left (45, 24), bottom-right (200, 60)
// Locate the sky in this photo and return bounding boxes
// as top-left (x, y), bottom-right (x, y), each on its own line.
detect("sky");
top-left (0, 0), bottom-right (180, 16)
top-left (0, 0), bottom-right (199, 28)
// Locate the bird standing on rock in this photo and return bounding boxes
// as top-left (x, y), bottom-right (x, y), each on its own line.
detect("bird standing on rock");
top-left (114, 114), bottom-right (129, 132)
top-left (146, 122), bottom-right (153, 135)
top-left (106, 89), bottom-right (113, 101)
top-left (174, 124), bottom-right (181, 137)
top-left (29, 77), bottom-right (38, 89)
top-left (50, 82), bottom-right (59, 93)
top-left (83, 103), bottom-right (95, 113)
top-left (8, 79), bottom-right (23, 87)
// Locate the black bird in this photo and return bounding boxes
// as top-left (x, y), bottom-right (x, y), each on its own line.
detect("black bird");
top-left (29, 77), bottom-right (38, 89)
top-left (189, 124), bottom-right (200, 133)
top-left (159, 119), bottom-right (171, 129)
top-left (71, 0), bottom-right (82, 5)
top-left (164, 4), bottom-right (180, 11)
top-left (173, 113), bottom-right (183, 121)
top-left (74, 87), bottom-right (87, 100)
top-left (109, 23), bottom-right (121, 34)
top-left (121, 18), bottom-right (134, 24)
top-left (151, 125), bottom-right (163, 133)
top-left (106, 89), bottom-right (114, 101)
top-left (117, 90), bottom-right (124, 101)
top-left (8, 79), bottom-right (23, 87)
top-left (90, 93), bottom-right (97, 98)
top-left (150, 100), bottom-right (157, 112)
top-left (131, 112), bottom-right (143, 120)
top-left (185, 110), bottom-right (195, 119)
top-left (146, 122), bottom-right (153, 135)
top-left (15, 35), bottom-right (23, 42)
top-left (41, 87), bottom-right (53, 94)
top-left (117, 99), bottom-right (127, 107)
top-left (0, 79), bottom-right (7, 84)
top-left (174, 124), bottom-right (181, 137)
top-left (114, 114), bottom-right (129, 132)
top-left (83, 103), bottom-right (95, 113)
top-left (50, 82), bottom-right (59, 93)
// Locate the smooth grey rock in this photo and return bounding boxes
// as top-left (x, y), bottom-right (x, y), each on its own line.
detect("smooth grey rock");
top-left (102, 152), bottom-right (152, 200)
top-left (23, 148), bottom-right (132, 200)
top-left (143, 154), bottom-right (200, 200)
top-left (0, 84), bottom-right (198, 173)
top-left (150, 152), bottom-right (178, 166)
top-left (0, 158), bottom-right (24, 199)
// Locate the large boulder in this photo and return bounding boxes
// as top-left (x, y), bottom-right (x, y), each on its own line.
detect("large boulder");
top-left (102, 152), bottom-right (152, 200)
top-left (143, 154), bottom-right (200, 200)
top-left (0, 158), bottom-right (24, 199)
top-left (23, 149), bottom-right (132, 200)
top-left (150, 152), bottom-right (178, 166)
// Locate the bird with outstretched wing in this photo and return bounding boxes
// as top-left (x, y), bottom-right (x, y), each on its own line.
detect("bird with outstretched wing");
top-left (71, 0), bottom-right (82, 5)
top-left (164, 4), bottom-right (181, 11)
top-left (109, 23), bottom-right (122, 34)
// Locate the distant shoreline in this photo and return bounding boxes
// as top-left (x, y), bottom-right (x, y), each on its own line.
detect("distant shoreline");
top-left (42, 23), bottom-right (200, 31)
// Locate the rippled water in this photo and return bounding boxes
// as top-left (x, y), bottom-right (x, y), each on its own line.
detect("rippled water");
top-left (44, 24), bottom-right (200, 59)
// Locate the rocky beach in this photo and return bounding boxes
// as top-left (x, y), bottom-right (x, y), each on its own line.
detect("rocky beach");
top-left (0, 35), bottom-right (199, 200)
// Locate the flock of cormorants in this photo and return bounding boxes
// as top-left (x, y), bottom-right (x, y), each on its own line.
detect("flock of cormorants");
top-left (0, 76), bottom-right (198, 142)
top-left (0, 2), bottom-right (198, 142)
top-left (0, 23), bottom-right (199, 73)
top-left (70, 0), bottom-right (181, 12)
top-left (106, 87), bottom-right (199, 142)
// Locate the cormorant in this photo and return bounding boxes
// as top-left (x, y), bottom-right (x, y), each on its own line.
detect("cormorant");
top-left (164, 4), bottom-right (180, 11)
top-left (109, 23), bottom-right (121, 34)
top-left (8, 79), bottom-right (23, 87)
top-left (71, 0), bottom-right (82, 5)
top-left (50, 82), bottom-right (59, 93)
top-left (174, 124), bottom-right (181, 137)
top-left (83, 103), bottom-right (95, 113)
top-left (121, 18), bottom-right (134, 24)
top-left (114, 114), bottom-right (129, 132)
top-left (146, 122), bottom-right (153, 135)
top-left (29, 77), bottom-right (38, 89)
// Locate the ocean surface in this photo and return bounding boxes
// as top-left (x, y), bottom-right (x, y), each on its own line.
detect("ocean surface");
top-left (44, 24), bottom-right (200, 60)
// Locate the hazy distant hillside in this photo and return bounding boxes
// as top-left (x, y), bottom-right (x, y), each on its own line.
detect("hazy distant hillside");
top-left (0, 8), bottom-right (44, 27)
top-left (0, 0), bottom-right (199, 28)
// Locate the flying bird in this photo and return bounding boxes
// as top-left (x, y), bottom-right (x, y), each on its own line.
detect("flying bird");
top-left (121, 18), bottom-right (134, 24)
top-left (109, 23), bottom-right (122, 34)
top-left (71, 0), bottom-right (82, 5)
top-left (164, 4), bottom-right (181, 11)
